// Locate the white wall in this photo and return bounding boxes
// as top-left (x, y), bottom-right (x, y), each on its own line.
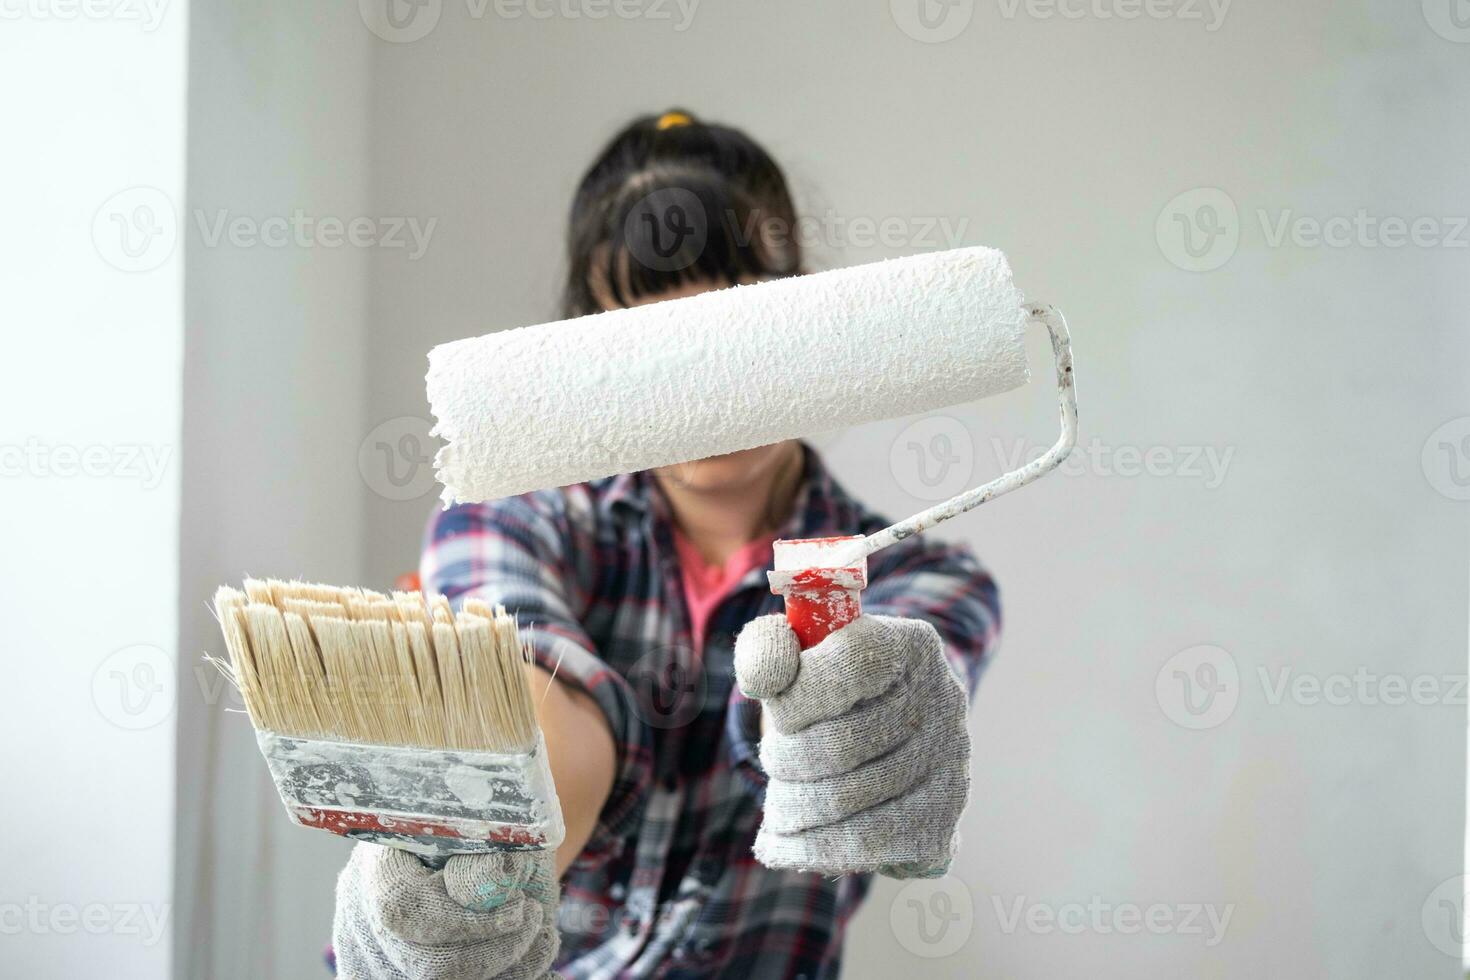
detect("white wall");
top-left (356, 1), bottom-right (1469, 977)
top-left (173, 3), bottom-right (371, 977)
top-left (0, 6), bottom-right (186, 979)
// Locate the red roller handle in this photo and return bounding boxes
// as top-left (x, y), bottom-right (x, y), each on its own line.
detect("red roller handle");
top-left (767, 536), bottom-right (869, 650)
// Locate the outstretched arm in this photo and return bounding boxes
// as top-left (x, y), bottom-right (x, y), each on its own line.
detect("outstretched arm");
top-left (525, 662), bottom-right (614, 875)
top-left (422, 489), bottom-right (653, 875)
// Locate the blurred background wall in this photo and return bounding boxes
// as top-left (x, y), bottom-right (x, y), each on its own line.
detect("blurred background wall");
top-left (1, 7), bottom-right (186, 980)
top-left (172, 0), bottom-right (1469, 977)
top-left (175, 5), bottom-right (369, 978)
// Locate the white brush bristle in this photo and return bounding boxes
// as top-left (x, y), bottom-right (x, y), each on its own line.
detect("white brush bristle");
top-left (212, 580), bottom-right (538, 753)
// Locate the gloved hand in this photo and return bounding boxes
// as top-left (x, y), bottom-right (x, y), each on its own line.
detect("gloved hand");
top-left (333, 844), bottom-right (560, 980)
top-left (734, 614), bottom-right (971, 879)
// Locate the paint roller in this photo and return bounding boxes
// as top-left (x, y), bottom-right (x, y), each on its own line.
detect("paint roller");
top-left (429, 246), bottom-right (1078, 648)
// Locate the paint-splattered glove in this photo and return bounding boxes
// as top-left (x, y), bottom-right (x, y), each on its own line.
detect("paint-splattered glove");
top-left (333, 844), bottom-right (560, 979)
top-left (734, 613), bottom-right (970, 879)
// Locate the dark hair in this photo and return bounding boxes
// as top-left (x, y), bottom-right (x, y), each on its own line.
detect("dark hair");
top-left (562, 109), bottom-right (802, 318)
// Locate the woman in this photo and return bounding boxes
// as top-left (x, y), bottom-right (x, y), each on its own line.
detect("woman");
top-left (333, 110), bottom-right (1000, 979)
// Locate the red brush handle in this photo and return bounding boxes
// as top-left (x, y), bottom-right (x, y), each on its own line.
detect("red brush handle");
top-left (768, 536), bottom-right (868, 650)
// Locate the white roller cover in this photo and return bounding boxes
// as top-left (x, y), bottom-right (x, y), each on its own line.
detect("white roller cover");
top-left (427, 246), bottom-right (1030, 505)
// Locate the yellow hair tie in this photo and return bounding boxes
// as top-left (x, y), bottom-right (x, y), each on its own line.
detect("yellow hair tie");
top-left (656, 111), bottom-right (693, 131)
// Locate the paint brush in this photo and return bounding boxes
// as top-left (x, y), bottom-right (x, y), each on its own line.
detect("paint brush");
top-left (212, 580), bottom-right (563, 858)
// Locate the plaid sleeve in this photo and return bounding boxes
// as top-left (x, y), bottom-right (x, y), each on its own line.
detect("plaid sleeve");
top-left (420, 489), bottom-right (653, 868)
top-left (862, 536), bottom-right (1001, 697)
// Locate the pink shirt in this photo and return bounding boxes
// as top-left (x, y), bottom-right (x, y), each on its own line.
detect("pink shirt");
top-left (671, 527), bottom-right (775, 652)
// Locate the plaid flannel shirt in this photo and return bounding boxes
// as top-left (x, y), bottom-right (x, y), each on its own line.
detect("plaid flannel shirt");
top-left (419, 445), bottom-right (1000, 979)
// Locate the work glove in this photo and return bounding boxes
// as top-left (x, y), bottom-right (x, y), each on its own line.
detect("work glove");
top-left (734, 614), bottom-right (970, 879)
top-left (333, 844), bottom-right (560, 980)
